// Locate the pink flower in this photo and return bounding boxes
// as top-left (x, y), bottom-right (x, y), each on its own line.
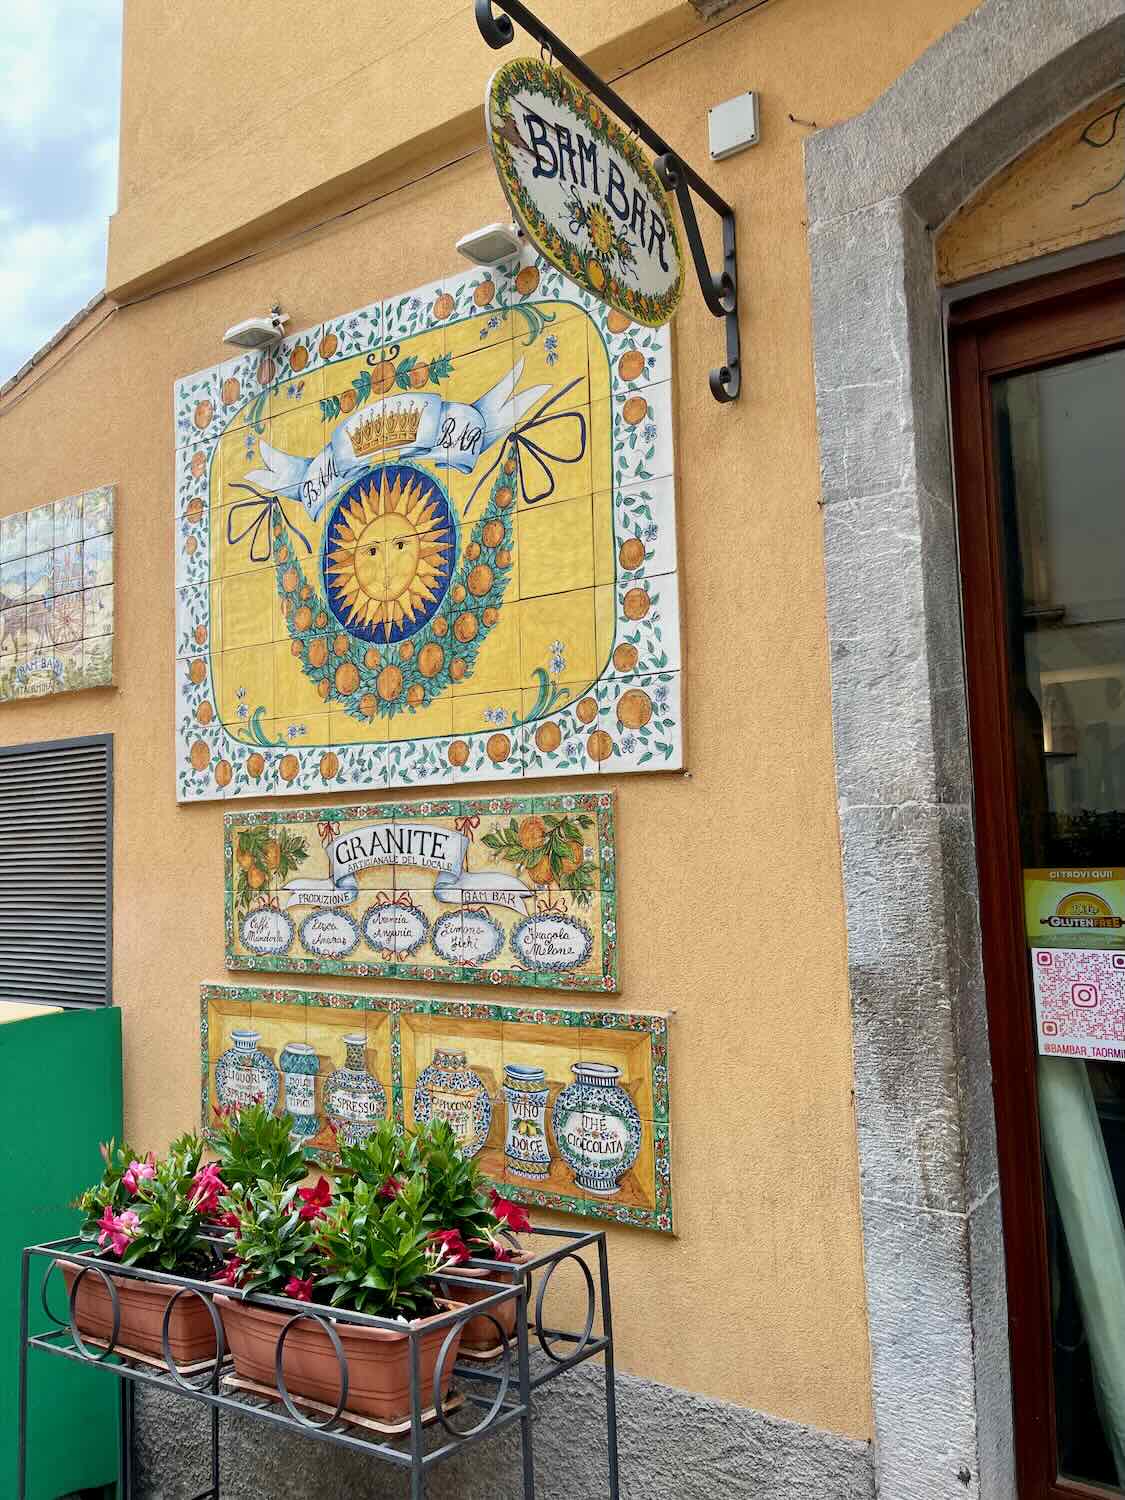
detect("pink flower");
top-left (212, 1256), bottom-right (243, 1287)
top-left (97, 1206), bottom-right (141, 1258)
top-left (216, 1210), bottom-right (241, 1231)
top-left (189, 1162), bottom-right (227, 1217)
top-left (297, 1176), bottom-right (332, 1222)
top-left (285, 1276), bottom-right (315, 1302)
top-left (489, 1190), bottom-right (532, 1233)
top-left (378, 1175), bottom-right (404, 1201)
top-left (122, 1154), bottom-right (156, 1195)
top-left (430, 1228), bottom-right (470, 1266)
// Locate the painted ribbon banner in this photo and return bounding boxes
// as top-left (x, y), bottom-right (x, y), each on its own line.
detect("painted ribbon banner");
top-left (203, 983), bottom-right (671, 1233)
top-left (225, 791), bottom-right (618, 992)
top-left (487, 57), bottom-right (685, 327)
top-left (245, 362), bottom-right (550, 523)
top-left (284, 821), bottom-right (533, 911)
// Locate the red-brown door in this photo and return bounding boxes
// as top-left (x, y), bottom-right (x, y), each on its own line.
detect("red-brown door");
top-left (951, 257), bottom-right (1125, 1498)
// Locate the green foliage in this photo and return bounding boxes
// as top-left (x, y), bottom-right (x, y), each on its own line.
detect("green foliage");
top-left (211, 1100), bottom-right (310, 1191)
top-left (335, 1119), bottom-right (406, 1191)
top-left (118, 1138), bottom-right (209, 1274)
top-left (234, 825), bottom-right (309, 915)
top-left (316, 1175), bottom-right (438, 1319)
top-left (219, 1182), bottom-right (320, 1295)
top-left (482, 812), bottom-right (596, 905)
top-left (405, 1120), bottom-right (496, 1249)
top-left (77, 1135), bottom-right (212, 1277)
top-left (74, 1138), bottom-right (143, 1233)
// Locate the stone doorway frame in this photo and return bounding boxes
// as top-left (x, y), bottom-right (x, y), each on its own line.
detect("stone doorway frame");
top-left (806, 5), bottom-right (1125, 1498)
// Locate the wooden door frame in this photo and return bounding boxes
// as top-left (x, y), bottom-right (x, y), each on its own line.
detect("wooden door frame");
top-left (949, 255), bottom-right (1125, 1500)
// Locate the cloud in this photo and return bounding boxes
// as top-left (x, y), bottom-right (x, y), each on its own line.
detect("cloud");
top-left (0, 1), bottom-right (121, 384)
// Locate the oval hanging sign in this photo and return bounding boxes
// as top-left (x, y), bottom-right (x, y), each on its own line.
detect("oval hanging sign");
top-left (486, 57), bottom-right (685, 328)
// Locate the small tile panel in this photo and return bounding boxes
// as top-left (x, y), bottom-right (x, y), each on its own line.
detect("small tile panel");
top-left (225, 790), bottom-right (617, 993)
top-left (201, 981), bottom-right (672, 1233)
top-left (0, 486), bottom-right (115, 702)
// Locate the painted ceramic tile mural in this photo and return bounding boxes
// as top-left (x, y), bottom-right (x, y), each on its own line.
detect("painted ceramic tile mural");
top-left (175, 251), bottom-right (680, 801)
top-left (0, 485), bottom-right (114, 700)
top-left (202, 984), bottom-right (672, 1233)
top-left (225, 791), bottom-right (617, 993)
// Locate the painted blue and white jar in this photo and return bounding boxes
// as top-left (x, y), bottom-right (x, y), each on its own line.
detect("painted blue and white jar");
top-left (279, 1041), bottom-right (320, 1140)
top-left (215, 1029), bottom-right (280, 1113)
top-left (503, 1064), bottom-right (551, 1180)
top-left (415, 1047), bottom-right (492, 1158)
top-left (324, 1034), bottom-right (386, 1146)
top-left (551, 1063), bottom-right (641, 1197)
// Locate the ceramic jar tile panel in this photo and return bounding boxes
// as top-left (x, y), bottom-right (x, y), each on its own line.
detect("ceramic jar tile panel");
top-left (202, 983), bottom-right (672, 1234)
top-left (174, 251), bottom-right (681, 800)
top-left (225, 791), bottom-right (617, 993)
top-left (0, 485), bottom-right (114, 700)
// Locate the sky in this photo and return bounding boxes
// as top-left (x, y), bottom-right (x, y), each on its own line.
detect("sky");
top-left (0, 2), bottom-right (122, 385)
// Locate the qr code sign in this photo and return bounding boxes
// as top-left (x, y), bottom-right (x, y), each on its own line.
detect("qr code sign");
top-left (1032, 947), bottom-right (1125, 1061)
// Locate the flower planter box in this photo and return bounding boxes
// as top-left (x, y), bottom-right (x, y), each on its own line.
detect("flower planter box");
top-left (217, 1294), bottom-right (466, 1424)
top-left (436, 1254), bottom-right (532, 1351)
top-left (61, 1262), bottom-right (219, 1365)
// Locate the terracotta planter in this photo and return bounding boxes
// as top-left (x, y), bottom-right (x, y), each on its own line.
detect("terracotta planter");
top-left (217, 1294), bottom-right (466, 1424)
top-left (61, 1262), bottom-right (219, 1365)
top-left (436, 1254), bottom-right (531, 1350)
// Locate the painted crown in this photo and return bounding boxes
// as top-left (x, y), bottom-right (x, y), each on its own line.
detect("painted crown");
top-left (348, 403), bottom-right (422, 456)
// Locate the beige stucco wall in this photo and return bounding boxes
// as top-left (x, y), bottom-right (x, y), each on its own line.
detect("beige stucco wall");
top-left (0, 0), bottom-right (985, 1441)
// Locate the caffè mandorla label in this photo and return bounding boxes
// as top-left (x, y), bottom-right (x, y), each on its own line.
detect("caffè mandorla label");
top-left (487, 57), bottom-right (685, 327)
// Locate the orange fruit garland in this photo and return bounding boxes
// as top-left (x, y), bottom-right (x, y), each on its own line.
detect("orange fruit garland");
top-left (618, 537), bottom-right (645, 570)
top-left (617, 688), bottom-right (653, 729)
top-left (587, 729), bottom-right (614, 762)
top-left (622, 587), bottom-right (651, 620)
top-left (535, 721), bottom-right (562, 753)
top-left (335, 661), bottom-right (360, 695)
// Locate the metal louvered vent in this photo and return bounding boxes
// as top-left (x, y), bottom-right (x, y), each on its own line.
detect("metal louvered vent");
top-left (0, 735), bottom-right (112, 1007)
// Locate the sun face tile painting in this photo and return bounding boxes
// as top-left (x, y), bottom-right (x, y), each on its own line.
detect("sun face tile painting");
top-left (0, 485), bottom-right (114, 701)
top-left (202, 983), bottom-right (672, 1233)
top-left (225, 791), bottom-right (617, 993)
top-left (175, 253), bottom-right (681, 800)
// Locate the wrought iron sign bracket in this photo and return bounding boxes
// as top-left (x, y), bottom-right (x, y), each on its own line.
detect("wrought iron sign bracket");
top-left (476, 0), bottom-right (741, 403)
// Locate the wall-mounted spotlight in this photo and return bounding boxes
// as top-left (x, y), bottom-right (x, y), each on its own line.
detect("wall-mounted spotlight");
top-left (223, 304), bottom-right (289, 351)
top-left (455, 222), bottom-right (522, 267)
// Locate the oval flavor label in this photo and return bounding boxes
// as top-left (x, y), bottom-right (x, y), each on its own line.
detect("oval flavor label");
top-left (431, 908), bottom-right (505, 965)
top-left (511, 913), bottom-right (593, 972)
top-left (299, 908), bottom-right (360, 959)
top-left (362, 902), bottom-right (430, 957)
top-left (239, 907), bottom-right (295, 956)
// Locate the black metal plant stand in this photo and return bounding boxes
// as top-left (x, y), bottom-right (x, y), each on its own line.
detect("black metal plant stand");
top-left (19, 1226), bottom-right (619, 1500)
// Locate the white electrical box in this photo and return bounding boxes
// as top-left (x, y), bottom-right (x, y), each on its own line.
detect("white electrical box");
top-left (708, 92), bottom-right (760, 160)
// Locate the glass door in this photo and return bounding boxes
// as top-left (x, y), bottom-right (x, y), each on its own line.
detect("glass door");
top-left (952, 259), bottom-right (1125, 1499)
